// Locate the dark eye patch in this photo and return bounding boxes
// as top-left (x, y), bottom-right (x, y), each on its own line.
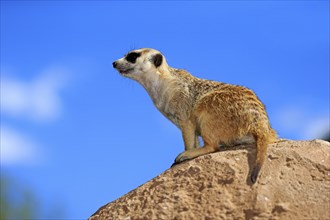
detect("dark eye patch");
top-left (125, 52), bottom-right (141, 63)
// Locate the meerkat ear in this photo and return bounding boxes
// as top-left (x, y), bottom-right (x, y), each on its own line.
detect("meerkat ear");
top-left (152, 53), bottom-right (163, 68)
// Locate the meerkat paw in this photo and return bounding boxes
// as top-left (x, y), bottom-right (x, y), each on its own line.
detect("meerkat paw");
top-left (171, 150), bottom-right (196, 167)
top-left (171, 151), bottom-right (194, 167)
top-left (172, 149), bottom-right (206, 167)
top-left (171, 146), bottom-right (219, 167)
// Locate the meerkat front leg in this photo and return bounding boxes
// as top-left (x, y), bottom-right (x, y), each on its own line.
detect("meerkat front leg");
top-left (172, 120), bottom-right (212, 166)
top-left (171, 120), bottom-right (198, 166)
top-left (173, 119), bottom-right (219, 166)
top-left (180, 120), bottom-right (198, 151)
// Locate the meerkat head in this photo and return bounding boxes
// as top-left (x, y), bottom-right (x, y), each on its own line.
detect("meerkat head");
top-left (112, 48), bottom-right (167, 81)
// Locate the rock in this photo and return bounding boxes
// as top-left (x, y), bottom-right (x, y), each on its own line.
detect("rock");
top-left (89, 140), bottom-right (330, 220)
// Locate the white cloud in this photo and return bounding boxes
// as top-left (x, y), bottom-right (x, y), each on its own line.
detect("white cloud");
top-left (275, 106), bottom-right (304, 132)
top-left (0, 66), bottom-right (69, 166)
top-left (304, 116), bottom-right (330, 140)
top-left (0, 126), bottom-right (43, 166)
top-left (1, 66), bottom-right (69, 122)
top-left (273, 105), bottom-right (329, 140)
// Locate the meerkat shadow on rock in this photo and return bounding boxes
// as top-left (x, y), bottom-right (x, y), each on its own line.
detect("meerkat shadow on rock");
top-left (113, 48), bottom-right (277, 184)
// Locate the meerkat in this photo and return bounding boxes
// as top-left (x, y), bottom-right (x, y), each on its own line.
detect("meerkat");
top-left (112, 48), bottom-right (277, 184)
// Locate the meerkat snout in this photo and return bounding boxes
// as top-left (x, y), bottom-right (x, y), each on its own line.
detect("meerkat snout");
top-left (112, 49), bottom-right (166, 80)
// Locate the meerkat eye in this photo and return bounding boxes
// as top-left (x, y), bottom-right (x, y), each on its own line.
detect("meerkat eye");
top-left (126, 52), bottom-right (141, 63)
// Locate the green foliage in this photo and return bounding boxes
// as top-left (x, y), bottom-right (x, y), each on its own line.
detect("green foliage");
top-left (0, 175), bottom-right (37, 220)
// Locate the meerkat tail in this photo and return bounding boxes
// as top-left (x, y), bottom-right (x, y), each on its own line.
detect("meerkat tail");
top-left (269, 128), bottom-right (278, 143)
top-left (250, 132), bottom-right (272, 184)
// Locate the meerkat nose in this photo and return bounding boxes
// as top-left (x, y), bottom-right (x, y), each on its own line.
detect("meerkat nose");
top-left (112, 61), bottom-right (117, 68)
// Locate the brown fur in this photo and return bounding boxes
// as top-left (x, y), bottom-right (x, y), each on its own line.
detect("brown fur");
top-left (113, 48), bottom-right (277, 184)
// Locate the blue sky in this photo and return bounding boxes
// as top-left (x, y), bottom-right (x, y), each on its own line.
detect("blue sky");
top-left (1, 1), bottom-right (329, 219)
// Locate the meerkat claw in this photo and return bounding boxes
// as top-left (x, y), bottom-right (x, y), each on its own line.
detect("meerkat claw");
top-left (171, 155), bottom-right (191, 168)
top-left (170, 162), bottom-right (178, 167)
top-left (170, 153), bottom-right (191, 167)
top-left (171, 161), bottom-right (181, 168)
top-left (176, 154), bottom-right (190, 163)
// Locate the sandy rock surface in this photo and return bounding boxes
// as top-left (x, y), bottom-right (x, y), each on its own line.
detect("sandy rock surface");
top-left (90, 140), bottom-right (330, 220)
